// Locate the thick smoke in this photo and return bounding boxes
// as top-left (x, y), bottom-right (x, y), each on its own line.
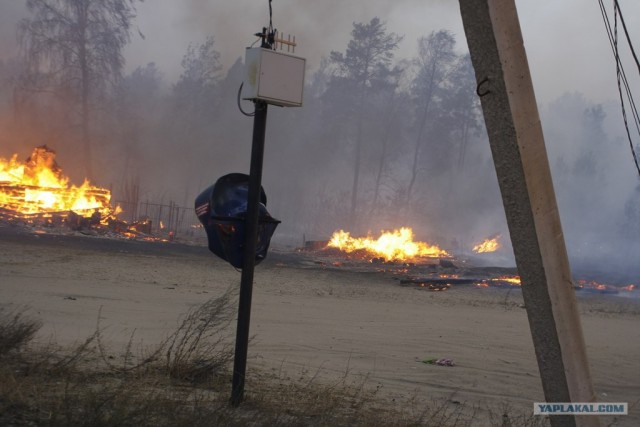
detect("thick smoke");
top-left (127, 0), bottom-right (465, 82)
top-left (0, 1), bottom-right (638, 282)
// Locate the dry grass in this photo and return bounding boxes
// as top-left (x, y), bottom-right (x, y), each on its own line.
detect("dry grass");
top-left (0, 298), bottom-right (546, 426)
top-left (94, 288), bottom-right (235, 384)
top-left (162, 290), bottom-right (235, 382)
top-left (0, 306), bottom-right (41, 357)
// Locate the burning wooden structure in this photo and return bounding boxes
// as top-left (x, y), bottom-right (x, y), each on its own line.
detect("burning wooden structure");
top-left (0, 146), bottom-right (204, 243)
top-left (0, 146), bottom-right (114, 223)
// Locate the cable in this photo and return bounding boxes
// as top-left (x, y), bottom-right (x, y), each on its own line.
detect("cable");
top-left (614, 2), bottom-right (640, 176)
top-left (266, 0), bottom-right (276, 49)
top-left (237, 82), bottom-right (255, 117)
top-left (598, 0), bottom-right (640, 177)
top-left (239, 0), bottom-right (276, 117)
top-left (253, 1), bottom-right (276, 49)
top-left (614, 0), bottom-right (640, 76)
top-left (602, 2), bottom-right (640, 136)
top-left (613, 3), bottom-right (640, 136)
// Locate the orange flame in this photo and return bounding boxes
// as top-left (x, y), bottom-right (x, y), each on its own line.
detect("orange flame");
top-left (327, 227), bottom-right (449, 261)
top-left (473, 235), bottom-right (501, 253)
top-left (0, 146), bottom-right (113, 220)
top-left (490, 275), bottom-right (522, 286)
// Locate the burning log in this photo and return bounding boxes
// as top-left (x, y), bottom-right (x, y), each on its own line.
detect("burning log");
top-left (438, 259), bottom-right (457, 268)
top-left (130, 218), bottom-right (152, 235)
top-left (67, 210), bottom-right (101, 230)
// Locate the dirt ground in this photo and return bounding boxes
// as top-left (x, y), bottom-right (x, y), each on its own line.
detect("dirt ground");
top-left (1, 223), bottom-right (638, 425)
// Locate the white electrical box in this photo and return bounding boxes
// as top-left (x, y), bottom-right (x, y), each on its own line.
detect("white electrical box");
top-left (243, 47), bottom-right (305, 107)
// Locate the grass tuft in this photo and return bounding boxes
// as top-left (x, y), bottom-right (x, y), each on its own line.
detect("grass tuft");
top-left (0, 306), bottom-right (42, 358)
top-left (162, 289), bottom-right (235, 383)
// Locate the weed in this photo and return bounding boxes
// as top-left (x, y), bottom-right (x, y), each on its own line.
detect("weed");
top-left (0, 306), bottom-right (41, 358)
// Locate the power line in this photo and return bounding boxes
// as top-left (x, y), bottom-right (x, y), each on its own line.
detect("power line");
top-left (613, 2), bottom-right (640, 137)
top-left (598, 0), bottom-right (640, 178)
top-left (615, 0), bottom-right (640, 76)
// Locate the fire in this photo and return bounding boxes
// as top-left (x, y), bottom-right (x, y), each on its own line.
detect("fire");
top-left (0, 146), bottom-right (114, 221)
top-left (574, 279), bottom-right (638, 294)
top-left (490, 275), bottom-right (522, 286)
top-left (327, 227), bottom-right (450, 262)
top-left (473, 234), bottom-right (501, 253)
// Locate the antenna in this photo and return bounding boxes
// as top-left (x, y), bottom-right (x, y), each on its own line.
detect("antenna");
top-left (243, 0), bottom-right (305, 107)
top-left (252, 0), bottom-right (298, 53)
top-left (274, 31), bottom-right (297, 53)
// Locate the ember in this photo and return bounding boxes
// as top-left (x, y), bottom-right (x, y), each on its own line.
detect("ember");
top-left (490, 275), bottom-right (521, 286)
top-left (473, 234), bottom-right (501, 253)
top-left (0, 146), bottom-right (115, 222)
top-left (573, 280), bottom-right (638, 295)
top-left (327, 227), bottom-right (449, 262)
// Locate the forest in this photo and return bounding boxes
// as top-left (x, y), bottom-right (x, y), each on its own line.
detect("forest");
top-left (0, 0), bottom-right (638, 277)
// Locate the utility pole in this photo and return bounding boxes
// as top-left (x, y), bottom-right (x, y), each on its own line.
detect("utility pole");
top-left (229, 7), bottom-right (305, 404)
top-left (458, 2), bottom-right (598, 427)
top-left (230, 100), bottom-right (268, 407)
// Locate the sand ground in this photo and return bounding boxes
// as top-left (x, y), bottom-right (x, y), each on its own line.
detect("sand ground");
top-left (1, 224), bottom-right (638, 425)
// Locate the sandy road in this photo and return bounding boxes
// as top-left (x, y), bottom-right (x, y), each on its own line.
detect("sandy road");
top-left (1, 223), bottom-right (638, 424)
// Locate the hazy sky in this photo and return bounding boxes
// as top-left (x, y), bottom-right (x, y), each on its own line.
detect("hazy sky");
top-left (1, 1), bottom-right (637, 106)
top-left (123, 0), bottom-right (639, 106)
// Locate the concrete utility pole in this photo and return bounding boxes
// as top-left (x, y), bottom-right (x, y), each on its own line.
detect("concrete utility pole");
top-left (458, 2), bottom-right (598, 427)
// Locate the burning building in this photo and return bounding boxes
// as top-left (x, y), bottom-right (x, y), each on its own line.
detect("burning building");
top-left (0, 145), bottom-right (116, 225)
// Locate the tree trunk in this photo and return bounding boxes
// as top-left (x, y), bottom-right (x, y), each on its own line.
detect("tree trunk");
top-left (349, 62), bottom-right (370, 229)
top-left (78, 2), bottom-right (92, 180)
top-left (349, 107), bottom-right (364, 227)
top-left (406, 97), bottom-right (431, 203)
top-left (406, 62), bottom-right (438, 204)
top-left (370, 131), bottom-right (388, 212)
top-left (370, 94), bottom-right (398, 213)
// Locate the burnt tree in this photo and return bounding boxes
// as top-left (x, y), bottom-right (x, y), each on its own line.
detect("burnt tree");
top-left (406, 30), bottom-right (457, 204)
top-left (328, 17), bottom-right (402, 228)
top-left (19, 0), bottom-right (140, 180)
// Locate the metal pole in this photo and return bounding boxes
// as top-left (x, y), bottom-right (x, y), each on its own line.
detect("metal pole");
top-left (230, 100), bottom-right (268, 407)
top-left (459, 1), bottom-right (597, 426)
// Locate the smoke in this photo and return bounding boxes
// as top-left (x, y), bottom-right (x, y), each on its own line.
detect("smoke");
top-left (124, 0), bottom-right (640, 107)
top-left (0, 2), bottom-right (25, 61)
top-left (1, 1), bottom-right (639, 282)
top-left (125, 0), bottom-right (465, 82)
top-left (542, 94), bottom-right (640, 281)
